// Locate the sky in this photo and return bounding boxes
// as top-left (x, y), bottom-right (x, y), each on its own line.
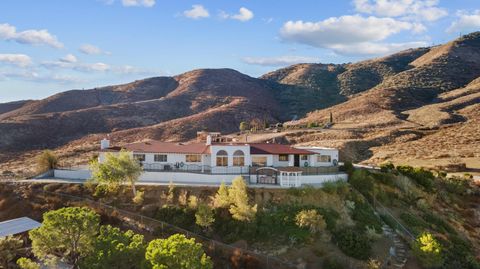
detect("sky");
top-left (0, 0), bottom-right (479, 102)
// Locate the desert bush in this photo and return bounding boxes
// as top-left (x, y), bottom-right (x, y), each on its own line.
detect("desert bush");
top-left (0, 236), bottom-right (23, 268)
top-left (380, 214), bottom-right (399, 230)
top-left (379, 161), bottom-right (395, 173)
top-left (351, 201), bottom-right (382, 232)
top-left (440, 176), bottom-right (469, 195)
top-left (195, 203), bottom-right (215, 230)
top-left (396, 165), bottom-right (434, 190)
top-left (16, 258), bottom-right (40, 269)
top-left (442, 236), bottom-right (480, 269)
top-left (340, 161), bottom-right (354, 176)
top-left (422, 213), bottom-right (456, 235)
top-left (367, 259), bottom-right (381, 269)
top-left (333, 227), bottom-right (372, 260)
top-left (400, 213), bottom-right (429, 235)
top-left (188, 195), bottom-right (198, 209)
top-left (412, 232), bottom-right (444, 268)
top-left (295, 209), bottom-right (327, 234)
top-left (322, 258), bottom-right (345, 269)
top-left (322, 180), bottom-right (349, 196)
top-left (349, 169), bottom-right (375, 201)
top-left (132, 190), bottom-right (144, 205)
top-left (36, 150), bottom-right (58, 173)
top-left (156, 206), bottom-right (196, 230)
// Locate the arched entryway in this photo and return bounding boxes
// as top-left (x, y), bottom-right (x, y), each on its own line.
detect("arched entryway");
top-left (233, 150), bottom-right (245, 166)
top-left (216, 150), bottom-right (228, 167)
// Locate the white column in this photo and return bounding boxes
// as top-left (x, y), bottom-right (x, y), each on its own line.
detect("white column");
top-left (288, 155), bottom-right (294, 167)
top-left (201, 155), bottom-right (205, 173)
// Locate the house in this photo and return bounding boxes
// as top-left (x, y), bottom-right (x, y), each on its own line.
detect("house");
top-left (97, 136), bottom-right (346, 187)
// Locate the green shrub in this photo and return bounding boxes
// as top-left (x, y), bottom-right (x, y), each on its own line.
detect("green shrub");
top-left (396, 165), bottom-right (434, 190)
top-left (156, 206), bottom-right (196, 230)
top-left (340, 161), bottom-right (354, 176)
top-left (412, 232), bottom-right (444, 268)
top-left (400, 213), bottom-right (429, 235)
top-left (349, 169), bottom-right (375, 201)
top-left (295, 209), bottom-right (327, 233)
top-left (333, 227), bottom-right (372, 260)
top-left (441, 177), bottom-right (469, 195)
top-left (322, 180), bottom-right (349, 196)
top-left (442, 236), bottom-right (480, 269)
top-left (380, 214), bottom-right (399, 230)
top-left (379, 161), bottom-right (395, 173)
top-left (36, 150), bottom-right (58, 173)
top-left (352, 202), bottom-right (382, 232)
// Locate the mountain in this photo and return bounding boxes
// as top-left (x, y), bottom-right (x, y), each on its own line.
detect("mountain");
top-left (1, 32), bottom-right (479, 173)
top-left (285, 32), bottom-right (480, 167)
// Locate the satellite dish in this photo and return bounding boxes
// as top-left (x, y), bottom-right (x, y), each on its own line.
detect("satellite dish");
top-left (333, 159), bottom-right (338, 166)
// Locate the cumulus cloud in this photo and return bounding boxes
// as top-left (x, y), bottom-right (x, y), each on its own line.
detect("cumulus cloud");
top-left (0, 23), bottom-right (63, 48)
top-left (121, 0), bottom-right (155, 7)
top-left (79, 44), bottom-right (109, 55)
top-left (0, 69), bottom-right (84, 84)
top-left (60, 54), bottom-right (78, 63)
top-left (353, 0), bottom-right (448, 22)
top-left (0, 54), bottom-right (32, 67)
top-left (220, 7), bottom-right (254, 22)
top-left (242, 55), bottom-right (319, 66)
top-left (280, 15), bottom-right (427, 56)
top-left (330, 41), bottom-right (428, 55)
top-left (447, 10), bottom-right (480, 34)
top-left (183, 5), bottom-right (210, 19)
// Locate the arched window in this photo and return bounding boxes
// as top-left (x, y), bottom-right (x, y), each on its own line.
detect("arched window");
top-left (216, 150), bottom-right (228, 167)
top-left (233, 150), bottom-right (245, 166)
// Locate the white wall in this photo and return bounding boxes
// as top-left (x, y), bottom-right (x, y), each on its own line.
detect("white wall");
top-left (209, 144), bottom-right (251, 167)
top-left (301, 173), bottom-right (348, 185)
top-left (296, 147), bottom-right (339, 167)
top-left (54, 169), bottom-right (92, 180)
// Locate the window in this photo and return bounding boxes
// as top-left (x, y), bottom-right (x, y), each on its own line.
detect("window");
top-left (252, 156), bottom-right (267, 167)
top-left (278, 154), bottom-right (289, 162)
top-left (216, 150), bottom-right (228, 167)
top-left (186, 154), bottom-right (201, 163)
top-left (233, 150), bottom-right (245, 166)
top-left (301, 155), bottom-right (308, 160)
top-left (133, 154), bottom-right (145, 162)
top-left (154, 154), bottom-right (167, 162)
top-left (317, 155), bottom-right (331, 163)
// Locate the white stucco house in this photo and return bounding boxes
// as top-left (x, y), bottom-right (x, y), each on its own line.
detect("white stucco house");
top-left (92, 136), bottom-right (346, 187)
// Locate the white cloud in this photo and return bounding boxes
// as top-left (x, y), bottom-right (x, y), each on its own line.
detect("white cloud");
top-left (447, 10), bottom-right (480, 34)
top-left (0, 54), bottom-right (32, 67)
top-left (79, 44), bottom-right (109, 55)
top-left (60, 54), bottom-right (78, 63)
top-left (183, 5), bottom-right (210, 19)
top-left (74, 62), bottom-right (111, 72)
top-left (242, 55), bottom-right (319, 66)
top-left (0, 69), bottom-right (84, 84)
top-left (353, 0), bottom-right (447, 22)
top-left (232, 7), bottom-right (254, 22)
top-left (121, 0), bottom-right (155, 7)
top-left (0, 23), bottom-right (63, 48)
top-left (330, 41), bottom-right (428, 55)
top-left (220, 7), bottom-right (254, 22)
top-left (280, 15), bottom-right (427, 55)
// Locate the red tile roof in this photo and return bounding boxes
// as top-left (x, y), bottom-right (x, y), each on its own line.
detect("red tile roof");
top-left (102, 141), bottom-right (210, 154)
top-left (249, 143), bottom-right (315, 155)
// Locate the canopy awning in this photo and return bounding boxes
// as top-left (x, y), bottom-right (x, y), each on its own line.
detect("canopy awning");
top-left (0, 217), bottom-right (41, 237)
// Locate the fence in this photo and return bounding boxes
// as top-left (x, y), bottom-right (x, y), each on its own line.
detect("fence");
top-left (142, 163), bottom-right (251, 175)
top-left (30, 187), bottom-right (297, 269)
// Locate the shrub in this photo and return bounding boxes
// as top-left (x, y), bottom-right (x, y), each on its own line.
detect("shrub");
top-left (422, 213), bottom-right (456, 235)
top-left (195, 203), bottom-right (215, 230)
top-left (379, 161), bottom-right (395, 173)
top-left (333, 227), bottom-right (372, 260)
top-left (0, 236), bottom-right (23, 268)
top-left (146, 234), bottom-right (213, 269)
top-left (352, 202), bottom-right (382, 232)
top-left (442, 236), bottom-right (480, 269)
top-left (380, 214), bottom-right (398, 230)
top-left (349, 169), bottom-right (375, 201)
top-left (228, 177), bottom-right (257, 222)
top-left (156, 206), bottom-right (196, 229)
top-left (36, 150), bottom-right (58, 173)
top-left (340, 161), bottom-right (354, 176)
top-left (441, 176), bottom-right (469, 195)
top-left (295, 209), bottom-right (327, 234)
top-left (16, 258), bottom-right (40, 269)
top-left (400, 213), bottom-right (429, 235)
top-left (396, 165), bottom-right (434, 190)
top-left (322, 180), bottom-right (349, 196)
top-left (213, 182), bottom-right (230, 208)
top-left (367, 259), bottom-right (381, 269)
top-left (412, 232), bottom-right (444, 268)
top-left (322, 258), bottom-right (345, 269)
top-left (132, 190), bottom-right (144, 205)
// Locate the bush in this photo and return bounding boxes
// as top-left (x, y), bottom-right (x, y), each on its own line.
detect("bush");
top-left (380, 214), bottom-right (399, 230)
top-left (295, 209), bottom-right (327, 234)
top-left (400, 213), bottom-right (429, 235)
top-left (349, 169), bottom-right (375, 201)
top-left (132, 190), bottom-right (144, 205)
top-left (16, 258), bottom-right (40, 269)
top-left (351, 201), bottom-right (382, 232)
top-left (322, 180), bottom-right (349, 196)
top-left (323, 258), bottom-right (345, 269)
top-left (396, 165), bottom-right (434, 190)
top-left (36, 150), bottom-right (58, 173)
top-left (379, 161), bottom-right (395, 173)
top-left (442, 236), bottom-right (480, 269)
top-left (156, 206), bottom-right (196, 230)
top-left (422, 213), bottom-right (456, 235)
top-left (340, 161), bottom-right (354, 176)
top-left (333, 227), bottom-right (372, 260)
top-left (412, 232), bottom-right (444, 268)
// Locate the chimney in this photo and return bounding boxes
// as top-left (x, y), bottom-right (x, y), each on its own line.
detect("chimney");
top-left (101, 138), bottom-right (110, 150)
top-left (206, 135), bottom-right (212, 146)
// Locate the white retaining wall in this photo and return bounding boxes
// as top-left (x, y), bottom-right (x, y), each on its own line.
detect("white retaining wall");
top-left (53, 169), bottom-right (348, 186)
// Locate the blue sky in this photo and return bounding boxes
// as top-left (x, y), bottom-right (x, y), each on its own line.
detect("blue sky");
top-left (0, 0), bottom-right (479, 102)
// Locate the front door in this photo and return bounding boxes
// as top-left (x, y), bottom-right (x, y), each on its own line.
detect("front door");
top-left (294, 154), bottom-right (300, 167)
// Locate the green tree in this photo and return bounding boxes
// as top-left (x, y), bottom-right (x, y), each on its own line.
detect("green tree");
top-left (29, 207), bottom-right (100, 268)
top-left (0, 235), bottom-right (23, 268)
top-left (145, 234), bottom-right (213, 269)
top-left (295, 209), bottom-right (327, 234)
top-left (90, 150), bottom-right (143, 197)
top-left (195, 203), bottom-right (215, 230)
top-left (36, 150), bottom-right (58, 173)
top-left (213, 182), bottom-right (230, 208)
top-left (228, 177), bottom-right (257, 222)
top-left (16, 258), bottom-right (40, 269)
top-left (239, 121), bottom-right (249, 132)
top-left (412, 232), bottom-right (444, 268)
top-left (80, 225), bottom-right (148, 269)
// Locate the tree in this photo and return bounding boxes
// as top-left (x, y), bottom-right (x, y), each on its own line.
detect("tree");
top-left (249, 118), bottom-right (263, 131)
top-left (145, 234), bottom-right (213, 269)
top-left (16, 258), bottom-right (40, 269)
top-left (228, 177), bottom-right (257, 222)
top-left (80, 225), bottom-right (147, 269)
top-left (36, 150), bottom-right (58, 173)
top-left (213, 182), bottom-right (230, 208)
top-left (412, 232), bottom-right (444, 268)
top-left (29, 207), bottom-right (100, 268)
top-left (0, 235), bottom-right (23, 268)
top-left (329, 111), bottom-right (333, 123)
top-left (195, 203), bottom-right (215, 230)
top-left (90, 150), bottom-right (143, 197)
top-left (295, 209), bottom-right (327, 233)
top-left (239, 121), bottom-right (249, 132)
